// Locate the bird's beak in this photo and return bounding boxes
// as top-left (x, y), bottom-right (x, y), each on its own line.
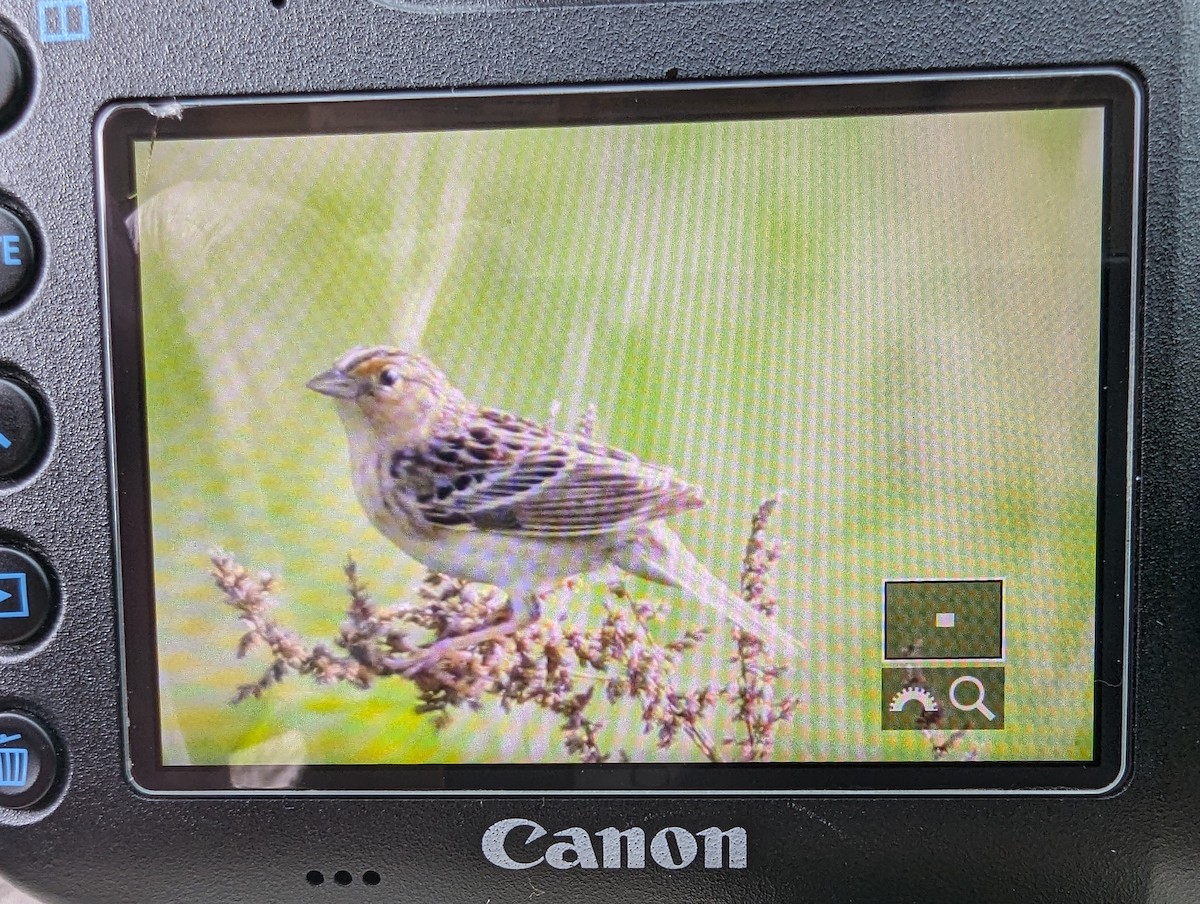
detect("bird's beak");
top-left (306, 368), bottom-right (362, 400)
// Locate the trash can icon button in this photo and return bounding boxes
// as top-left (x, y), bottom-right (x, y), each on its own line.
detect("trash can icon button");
top-left (0, 713), bottom-right (57, 809)
top-left (0, 733), bottom-right (29, 787)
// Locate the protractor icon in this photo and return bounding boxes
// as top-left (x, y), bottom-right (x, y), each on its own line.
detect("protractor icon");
top-left (888, 686), bottom-right (939, 714)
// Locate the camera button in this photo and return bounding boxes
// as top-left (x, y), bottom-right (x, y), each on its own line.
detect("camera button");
top-left (0, 205), bottom-right (36, 310)
top-left (0, 378), bottom-right (45, 481)
top-left (0, 33), bottom-right (29, 134)
top-left (0, 546), bottom-right (53, 645)
top-left (0, 712), bottom-right (58, 809)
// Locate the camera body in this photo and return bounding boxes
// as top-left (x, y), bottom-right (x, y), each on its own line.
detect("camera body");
top-left (0, 0), bottom-right (1196, 901)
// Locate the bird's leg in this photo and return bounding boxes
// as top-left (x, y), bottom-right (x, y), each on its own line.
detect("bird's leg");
top-left (394, 618), bottom-right (522, 677)
top-left (389, 587), bottom-right (542, 678)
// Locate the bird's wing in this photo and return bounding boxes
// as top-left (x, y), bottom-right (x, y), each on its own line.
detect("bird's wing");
top-left (390, 408), bottom-right (704, 538)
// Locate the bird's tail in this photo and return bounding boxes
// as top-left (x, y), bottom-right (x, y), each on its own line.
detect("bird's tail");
top-left (612, 521), bottom-right (804, 658)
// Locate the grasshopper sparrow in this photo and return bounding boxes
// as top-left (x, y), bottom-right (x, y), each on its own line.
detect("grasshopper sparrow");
top-left (308, 346), bottom-right (798, 674)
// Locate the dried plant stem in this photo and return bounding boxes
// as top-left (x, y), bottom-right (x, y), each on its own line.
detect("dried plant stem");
top-left (896, 642), bottom-right (981, 761)
top-left (214, 497), bottom-right (801, 763)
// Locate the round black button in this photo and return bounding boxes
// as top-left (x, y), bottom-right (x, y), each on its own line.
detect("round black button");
top-left (0, 34), bottom-right (29, 133)
top-left (0, 206), bottom-right (34, 309)
top-left (0, 379), bottom-right (44, 479)
top-left (0, 547), bottom-right (53, 645)
top-left (0, 712), bottom-right (58, 809)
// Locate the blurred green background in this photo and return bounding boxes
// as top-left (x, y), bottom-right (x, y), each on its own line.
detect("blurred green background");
top-left (132, 105), bottom-right (1104, 766)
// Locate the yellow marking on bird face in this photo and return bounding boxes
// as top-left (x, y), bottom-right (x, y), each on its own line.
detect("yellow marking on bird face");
top-left (344, 350), bottom-right (446, 443)
top-left (346, 351), bottom-right (438, 389)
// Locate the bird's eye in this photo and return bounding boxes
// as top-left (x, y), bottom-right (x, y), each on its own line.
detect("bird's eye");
top-left (379, 367), bottom-right (401, 387)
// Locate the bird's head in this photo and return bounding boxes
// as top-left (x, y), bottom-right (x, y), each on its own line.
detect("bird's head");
top-left (307, 346), bottom-right (458, 444)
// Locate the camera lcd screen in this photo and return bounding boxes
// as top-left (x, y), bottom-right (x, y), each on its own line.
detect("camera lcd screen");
top-left (98, 73), bottom-right (1140, 794)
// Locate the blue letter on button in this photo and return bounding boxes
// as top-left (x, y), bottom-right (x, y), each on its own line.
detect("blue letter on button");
top-left (1, 236), bottom-right (20, 267)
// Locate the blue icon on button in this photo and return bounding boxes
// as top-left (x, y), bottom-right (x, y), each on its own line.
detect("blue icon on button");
top-left (0, 734), bottom-right (30, 787)
top-left (36, 0), bottom-right (90, 43)
top-left (0, 573), bottom-right (30, 619)
top-left (0, 432), bottom-right (10, 450)
top-left (1, 235), bottom-right (20, 267)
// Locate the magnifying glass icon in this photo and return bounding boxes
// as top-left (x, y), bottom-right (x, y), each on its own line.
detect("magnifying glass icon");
top-left (949, 675), bottom-right (997, 721)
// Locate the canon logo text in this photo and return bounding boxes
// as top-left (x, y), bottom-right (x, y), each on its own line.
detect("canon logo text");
top-left (482, 818), bottom-right (747, 870)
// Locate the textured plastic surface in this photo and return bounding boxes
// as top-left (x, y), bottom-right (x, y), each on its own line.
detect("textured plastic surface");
top-left (0, 0), bottom-right (1196, 901)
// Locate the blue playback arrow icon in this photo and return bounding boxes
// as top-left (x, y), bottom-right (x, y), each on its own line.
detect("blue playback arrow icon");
top-left (0, 589), bottom-right (9, 605)
top-left (0, 432), bottom-right (10, 450)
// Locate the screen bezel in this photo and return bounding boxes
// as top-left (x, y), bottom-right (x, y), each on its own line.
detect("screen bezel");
top-left (96, 69), bottom-right (1142, 796)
